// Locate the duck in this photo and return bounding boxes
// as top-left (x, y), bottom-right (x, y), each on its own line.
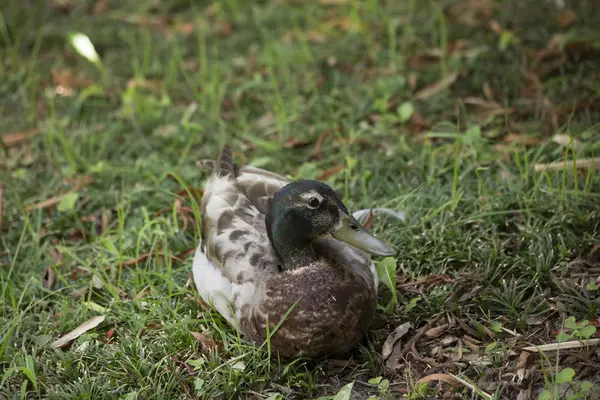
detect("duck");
top-left (192, 146), bottom-right (396, 358)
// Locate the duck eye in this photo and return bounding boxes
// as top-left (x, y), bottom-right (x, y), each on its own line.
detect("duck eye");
top-left (308, 197), bottom-right (321, 208)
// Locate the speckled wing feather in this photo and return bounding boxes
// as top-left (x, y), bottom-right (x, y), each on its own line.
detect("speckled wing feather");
top-left (200, 149), bottom-right (286, 285)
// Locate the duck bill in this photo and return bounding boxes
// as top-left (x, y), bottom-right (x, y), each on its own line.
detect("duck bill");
top-left (332, 211), bottom-right (396, 256)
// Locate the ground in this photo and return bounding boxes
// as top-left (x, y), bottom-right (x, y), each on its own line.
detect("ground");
top-left (1, 0), bottom-right (600, 399)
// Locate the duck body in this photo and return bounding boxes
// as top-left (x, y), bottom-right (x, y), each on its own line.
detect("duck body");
top-left (193, 146), bottom-right (394, 358)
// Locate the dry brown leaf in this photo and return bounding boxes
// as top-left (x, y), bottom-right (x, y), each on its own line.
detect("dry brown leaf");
top-left (175, 22), bottom-right (195, 35)
top-left (414, 72), bottom-right (458, 101)
top-left (425, 323), bottom-right (449, 338)
top-left (50, 315), bottom-right (106, 348)
top-left (306, 31), bottom-right (327, 44)
top-left (407, 111), bottom-right (430, 134)
top-left (51, 69), bottom-right (94, 89)
top-left (187, 295), bottom-right (210, 310)
top-left (316, 165), bottom-right (345, 180)
top-left (126, 78), bottom-right (161, 92)
top-left (382, 322), bottom-right (413, 360)
top-left (488, 20), bottom-right (503, 34)
top-left (318, 0), bottom-right (350, 4)
top-left (503, 134), bottom-right (541, 146)
top-left (51, 0), bottom-right (76, 12)
top-left (446, 0), bottom-right (499, 27)
top-left (71, 287), bottom-right (88, 299)
top-left (533, 158), bottom-right (600, 172)
top-left (0, 185), bottom-right (3, 230)
top-left (135, 286), bottom-right (150, 300)
top-left (408, 72), bottom-right (418, 90)
top-left (284, 137), bottom-right (313, 149)
top-left (315, 128), bottom-right (334, 160)
top-left (190, 331), bottom-right (222, 353)
top-left (558, 9), bottom-right (577, 28)
top-left (321, 17), bottom-right (361, 32)
top-left (25, 174), bottom-right (91, 212)
top-left (41, 266), bottom-right (56, 289)
top-left (483, 81), bottom-right (494, 100)
top-left (516, 351), bottom-right (530, 382)
top-left (362, 208), bottom-right (374, 231)
top-left (2, 129), bottom-right (41, 147)
top-left (26, 194), bottom-right (70, 212)
top-left (417, 373), bottom-right (462, 388)
top-left (217, 21), bottom-right (232, 38)
top-left (92, 0), bottom-right (111, 14)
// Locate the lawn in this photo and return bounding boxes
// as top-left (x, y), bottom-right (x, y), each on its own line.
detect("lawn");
top-left (1, 0), bottom-right (600, 399)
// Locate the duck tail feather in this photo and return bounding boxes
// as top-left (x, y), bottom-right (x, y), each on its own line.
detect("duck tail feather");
top-left (215, 145), bottom-right (235, 177)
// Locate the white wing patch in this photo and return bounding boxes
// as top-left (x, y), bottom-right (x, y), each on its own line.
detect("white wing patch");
top-left (193, 243), bottom-right (235, 324)
top-left (193, 242), bottom-right (257, 326)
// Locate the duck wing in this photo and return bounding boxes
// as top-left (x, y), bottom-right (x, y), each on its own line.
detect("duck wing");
top-left (199, 147), bottom-right (282, 286)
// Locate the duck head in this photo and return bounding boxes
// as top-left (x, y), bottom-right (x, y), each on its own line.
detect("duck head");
top-left (266, 180), bottom-right (396, 268)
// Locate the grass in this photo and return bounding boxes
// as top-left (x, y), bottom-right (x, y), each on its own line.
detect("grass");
top-left (1, 0), bottom-right (600, 398)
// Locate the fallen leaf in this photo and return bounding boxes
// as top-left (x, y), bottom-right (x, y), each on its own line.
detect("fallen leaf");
top-left (306, 31), bottom-right (327, 43)
top-left (91, 275), bottom-right (104, 290)
top-left (135, 286), bottom-right (150, 299)
top-left (414, 72), bottom-right (458, 101)
top-left (50, 315), bottom-right (106, 349)
top-left (417, 373), bottom-right (462, 388)
top-left (2, 129), bottom-right (41, 147)
top-left (154, 124), bottom-right (178, 137)
top-left (284, 137), bottom-right (313, 149)
top-left (381, 322), bottom-right (413, 360)
top-left (126, 78), bottom-right (161, 92)
top-left (488, 20), bottom-right (503, 34)
top-left (41, 266), bottom-right (56, 289)
top-left (51, 69), bottom-right (94, 89)
top-left (190, 332), bottom-right (221, 353)
top-left (26, 175), bottom-right (91, 211)
top-left (92, 0), bottom-right (111, 14)
top-left (407, 72), bottom-right (418, 90)
top-left (503, 134), bottom-right (541, 146)
top-left (407, 111), bottom-right (430, 133)
top-left (50, 0), bottom-right (76, 12)
top-left (533, 158), bottom-right (600, 172)
top-left (558, 9), bottom-right (577, 28)
top-left (315, 128), bottom-right (334, 159)
top-left (316, 165), bottom-right (345, 180)
top-left (105, 327), bottom-right (115, 340)
top-left (0, 185), bottom-right (3, 230)
top-left (445, 0), bottom-right (499, 27)
top-left (175, 22), bottom-right (195, 35)
top-left (552, 134), bottom-right (581, 149)
top-left (425, 323), bottom-right (449, 338)
top-left (71, 287), bottom-right (88, 299)
top-left (216, 21), bottom-right (232, 38)
top-left (319, 0), bottom-right (350, 4)
top-left (516, 351), bottom-right (530, 382)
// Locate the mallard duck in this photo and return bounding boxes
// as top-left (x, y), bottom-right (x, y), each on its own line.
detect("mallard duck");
top-left (192, 146), bottom-right (395, 358)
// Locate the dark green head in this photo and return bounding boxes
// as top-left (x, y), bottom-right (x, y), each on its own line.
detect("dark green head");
top-left (265, 180), bottom-right (395, 268)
